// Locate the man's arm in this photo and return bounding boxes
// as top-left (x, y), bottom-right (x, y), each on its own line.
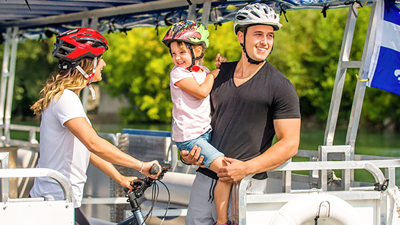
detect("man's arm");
top-left (218, 118), bottom-right (301, 182)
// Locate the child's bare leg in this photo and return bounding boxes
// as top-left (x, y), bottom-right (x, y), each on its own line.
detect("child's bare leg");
top-left (214, 180), bottom-right (232, 224)
top-left (209, 156), bottom-right (231, 224)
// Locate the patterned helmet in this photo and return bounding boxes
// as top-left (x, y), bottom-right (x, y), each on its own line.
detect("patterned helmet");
top-left (162, 20), bottom-right (209, 48)
top-left (53, 27), bottom-right (108, 63)
top-left (234, 3), bottom-right (282, 34)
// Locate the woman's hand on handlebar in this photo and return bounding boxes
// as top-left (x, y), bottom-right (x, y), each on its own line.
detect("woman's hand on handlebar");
top-left (141, 160), bottom-right (162, 178)
top-left (119, 176), bottom-right (138, 191)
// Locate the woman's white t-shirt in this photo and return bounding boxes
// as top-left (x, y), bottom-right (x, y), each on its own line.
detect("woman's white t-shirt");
top-left (170, 66), bottom-right (212, 142)
top-left (30, 89), bottom-right (91, 208)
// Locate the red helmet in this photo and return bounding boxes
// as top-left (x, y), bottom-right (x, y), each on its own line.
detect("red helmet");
top-left (53, 27), bottom-right (108, 63)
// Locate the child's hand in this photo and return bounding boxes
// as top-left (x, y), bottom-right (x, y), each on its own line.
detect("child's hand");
top-left (215, 53), bottom-right (227, 69)
top-left (208, 69), bottom-right (220, 79)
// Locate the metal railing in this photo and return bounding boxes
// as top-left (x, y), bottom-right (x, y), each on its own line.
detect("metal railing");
top-left (234, 157), bottom-right (400, 225)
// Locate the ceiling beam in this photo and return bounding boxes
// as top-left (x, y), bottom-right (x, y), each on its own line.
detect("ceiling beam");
top-left (0, 0), bottom-right (113, 7)
top-left (0, 0), bottom-right (217, 29)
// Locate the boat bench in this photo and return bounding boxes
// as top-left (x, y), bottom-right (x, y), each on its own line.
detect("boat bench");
top-left (0, 152), bottom-right (74, 225)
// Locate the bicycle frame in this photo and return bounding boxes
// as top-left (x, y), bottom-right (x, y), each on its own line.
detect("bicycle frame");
top-left (117, 188), bottom-right (147, 225)
top-left (117, 166), bottom-right (170, 225)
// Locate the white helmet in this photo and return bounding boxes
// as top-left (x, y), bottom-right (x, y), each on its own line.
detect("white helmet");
top-left (234, 3), bottom-right (282, 34)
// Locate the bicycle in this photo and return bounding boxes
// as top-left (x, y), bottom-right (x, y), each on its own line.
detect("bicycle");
top-left (117, 164), bottom-right (171, 225)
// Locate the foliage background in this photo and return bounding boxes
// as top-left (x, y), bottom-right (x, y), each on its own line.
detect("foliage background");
top-left (1, 7), bottom-right (399, 131)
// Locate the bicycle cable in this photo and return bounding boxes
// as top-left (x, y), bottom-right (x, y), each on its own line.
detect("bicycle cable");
top-left (142, 182), bottom-right (158, 223)
top-left (140, 179), bottom-right (171, 225)
top-left (157, 180), bottom-right (171, 224)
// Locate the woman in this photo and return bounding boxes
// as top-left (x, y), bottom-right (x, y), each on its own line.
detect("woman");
top-left (30, 27), bottom-right (161, 225)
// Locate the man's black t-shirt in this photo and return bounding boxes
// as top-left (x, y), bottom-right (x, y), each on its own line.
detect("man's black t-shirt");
top-left (198, 61), bottom-right (301, 179)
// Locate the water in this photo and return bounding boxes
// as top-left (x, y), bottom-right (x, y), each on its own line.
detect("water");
top-left (298, 127), bottom-right (400, 184)
top-left (299, 127), bottom-right (400, 155)
top-left (94, 122), bottom-right (400, 156)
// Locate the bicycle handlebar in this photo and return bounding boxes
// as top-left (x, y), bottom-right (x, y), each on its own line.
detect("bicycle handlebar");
top-left (119, 164), bottom-right (171, 224)
top-left (124, 164), bottom-right (170, 198)
top-left (150, 163), bottom-right (160, 175)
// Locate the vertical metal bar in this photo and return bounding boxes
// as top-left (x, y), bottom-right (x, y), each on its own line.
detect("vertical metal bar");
top-left (0, 152), bottom-right (10, 202)
top-left (319, 145), bottom-right (351, 191)
top-left (324, 4), bottom-right (359, 146)
top-left (0, 28), bottom-right (12, 144)
top-left (346, 2), bottom-right (379, 150)
top-left (381, 191), bottom-right (387, 224)
top-left (238, 176), bottom-right (251, 225)
top-left (283, 171), bottom-right (292, 193)
top-left (81, 18), bottom-right (89, 27)
top-left (4, 27), bottom-right (19, 146)
top-left (201, 1), bottom-right (212, 28)
top-left (345, 2), bottom-right (379, 188)
top-left (319, 146), bottom-right (328, 191)
top-left (187, 4), bottom-right (197, 20)
top-left (90, 17), bottom-right (98, 29)
top-left (386, 166), bottom-right (395, 225)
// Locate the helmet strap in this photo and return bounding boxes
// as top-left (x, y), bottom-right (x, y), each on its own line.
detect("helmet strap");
top-left (241, 28), bottom-right (267, 65)
top-left (75, 57), bottom-right (97, 100)
top-left (58, 60), bottom-right (78, 70)
top-left (186, 43), bottom-right (203, 72)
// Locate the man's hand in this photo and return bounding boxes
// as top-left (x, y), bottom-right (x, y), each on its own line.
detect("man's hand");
top-left (180, 145), bottom-right (205, 167)
top-left (215, 53), bottom-right (227, 69)
top-left (217, 157), bottom-right (248, 183)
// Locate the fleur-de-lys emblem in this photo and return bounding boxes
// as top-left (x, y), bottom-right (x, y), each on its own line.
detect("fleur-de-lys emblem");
top-left (395, 70), bottom-right (400, 84)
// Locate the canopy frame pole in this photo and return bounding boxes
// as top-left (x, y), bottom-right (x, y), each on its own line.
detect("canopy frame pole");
top-left (346, 2), bottom-right (379, 153)
top-left (201, 1), bottom-right (212, 28)
top-left (323, 1), bottom-right (379, 190)
top-left (187, 3), bottom-right (197, 20)
top-left (323, 3), bottom-right (360, 190)
top-left (1, 27), bottom-right (19, 146)
top-left (324, 3), bottom-right (359, 147)
top-left (0, 28), bottom-right (12, 145)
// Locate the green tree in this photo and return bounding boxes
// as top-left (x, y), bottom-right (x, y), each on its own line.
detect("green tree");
top-left (1, 6), bottom-right (399, 130)
top-left (270, 9), bottom-right (353, 123)
top-left (0, 38), bottom-right (55, 120)
top-left (102, 27), bottom-right (173, 123)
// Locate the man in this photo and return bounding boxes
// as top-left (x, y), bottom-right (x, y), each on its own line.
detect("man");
top-left (181, 3), bottom-right (301, 225)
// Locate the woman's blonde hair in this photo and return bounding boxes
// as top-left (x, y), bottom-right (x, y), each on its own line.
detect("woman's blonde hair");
top-left (31, 58), bottom-right (97, 115)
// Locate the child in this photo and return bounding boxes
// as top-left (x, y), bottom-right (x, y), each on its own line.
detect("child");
top-left (162, 20), bottom-right (230, 225)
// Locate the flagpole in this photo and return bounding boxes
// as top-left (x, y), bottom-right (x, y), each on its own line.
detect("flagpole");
top-left (323, 3), bottom-right (360, 147)
top-left (346, 1), bottom-right (380, 150)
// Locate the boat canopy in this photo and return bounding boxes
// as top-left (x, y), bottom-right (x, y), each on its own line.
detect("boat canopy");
top-left (0, 0), bottom-right (393, 40)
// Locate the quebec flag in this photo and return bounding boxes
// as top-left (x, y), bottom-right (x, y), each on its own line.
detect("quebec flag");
top-left (367, 0), bottom-right (400, 95)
